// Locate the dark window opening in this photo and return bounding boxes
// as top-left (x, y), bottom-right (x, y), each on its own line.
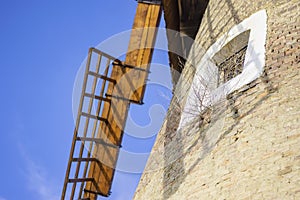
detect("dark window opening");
top-left (217, 45), bottom-right (247, 85)
top-left (212, 30), bottom-right (250, 86)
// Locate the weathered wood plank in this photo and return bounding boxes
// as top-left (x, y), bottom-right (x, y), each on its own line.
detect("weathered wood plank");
top-left (84, 3), bottom-right (161, 198)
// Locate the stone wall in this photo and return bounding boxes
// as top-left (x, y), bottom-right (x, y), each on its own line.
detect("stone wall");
top-left (133, 0), bottom-right (300, 199)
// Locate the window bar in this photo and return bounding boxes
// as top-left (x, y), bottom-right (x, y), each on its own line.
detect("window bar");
top-left (70, 50), bottom-right (103, 199)
top-left (78, 57), bottom-right (112, 198)
top-left (61, 48), bottom-right (94, 200)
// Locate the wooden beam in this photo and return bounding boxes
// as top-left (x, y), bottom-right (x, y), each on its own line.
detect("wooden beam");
top-left (84, 3), bottom-right (162, 198)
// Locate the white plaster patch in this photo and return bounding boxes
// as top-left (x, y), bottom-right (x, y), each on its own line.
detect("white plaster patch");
top-left (179, 10), bottom-right (268, 128)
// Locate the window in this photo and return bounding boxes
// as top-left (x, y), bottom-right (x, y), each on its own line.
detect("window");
top-left (179, 10), bottom-right (267, 128)
top-left (212, 30), bottom-right (250, 86)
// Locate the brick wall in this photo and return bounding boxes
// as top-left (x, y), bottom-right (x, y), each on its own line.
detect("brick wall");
top-left (133, 0), bottom-right (300, 199)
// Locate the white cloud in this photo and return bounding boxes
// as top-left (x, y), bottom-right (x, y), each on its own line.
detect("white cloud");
top-left (25, 159), bottom-right (60, 200)
top-left (0, 197), bottom-right (7, 200)
top-left (18, 144), bottom-right (60, 200)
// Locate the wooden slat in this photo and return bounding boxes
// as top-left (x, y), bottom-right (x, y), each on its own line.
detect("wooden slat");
top-left (88, 71), bottom-right (116, 83)
top-left (84, 3), bottom-right (162, 198)
top-left (84, 93), bottom-right (112, 103)
top-left (125, 2), bottom-right (162, 102)
top-left (68, 178), bottom-right (94, 183)
top-left (77, 137), bottom-right (120, 148)
top-left (72, 158), bottom-right (98, 162)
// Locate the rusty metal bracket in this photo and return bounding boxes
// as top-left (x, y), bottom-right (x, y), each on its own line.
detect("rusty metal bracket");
top-left (113, 59), bottom-right (151, 73)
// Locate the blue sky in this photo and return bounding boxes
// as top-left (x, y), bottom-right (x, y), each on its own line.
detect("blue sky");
top-left (0, 1), bottom-right (172, 200)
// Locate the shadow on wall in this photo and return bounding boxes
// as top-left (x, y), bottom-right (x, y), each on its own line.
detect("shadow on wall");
top-left (163, 1), bottom-right (276, 199)
top-left (204, 0), bottom-right (242, 49)
top-left (163, 99), bottom-right (184, 198)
